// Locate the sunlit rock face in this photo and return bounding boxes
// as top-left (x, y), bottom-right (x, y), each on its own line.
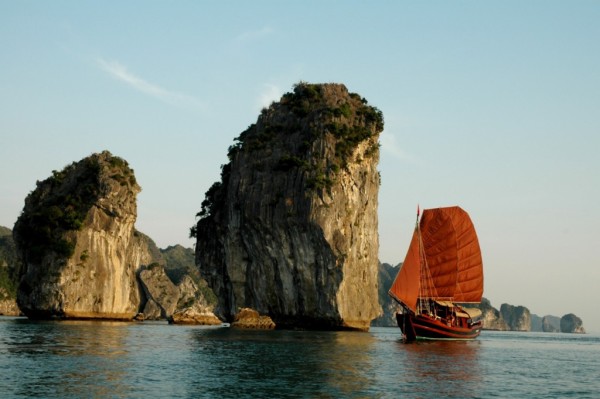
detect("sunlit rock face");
top-left (479, 298), bottom-right (509, 331)
top-left (195, 83), bottom-right (383, 331)
top-left (14, 151), bottom-right (154, 319)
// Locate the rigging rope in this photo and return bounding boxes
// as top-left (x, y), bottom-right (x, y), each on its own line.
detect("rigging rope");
top-left (416, 216), bottom-right (439, 316)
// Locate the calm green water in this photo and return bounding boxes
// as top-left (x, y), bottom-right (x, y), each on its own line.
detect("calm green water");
top-left (0, 317), bottom-right (598, 398)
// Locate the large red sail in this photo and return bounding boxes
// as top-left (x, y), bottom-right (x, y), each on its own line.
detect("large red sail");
top-left (389, 206), bottom-right (484, 310)
top-left (449, 207), bottom-right (484, 302)
top-left (420, 207), bottom-right (483, 302)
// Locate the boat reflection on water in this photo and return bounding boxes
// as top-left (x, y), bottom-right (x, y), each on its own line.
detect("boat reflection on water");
top-left (399, 338), bottom-right (484, 397)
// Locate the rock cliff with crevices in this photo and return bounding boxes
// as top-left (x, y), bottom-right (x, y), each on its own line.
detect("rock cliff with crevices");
top-left (13, 151), bottom-right (156, 319)
top-left (194, 83), bottom-right (383, 330)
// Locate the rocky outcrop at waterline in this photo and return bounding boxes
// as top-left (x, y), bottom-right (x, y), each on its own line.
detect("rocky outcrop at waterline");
top-left (231, 308), bottom-right (276, 329)
top-left (193, 83), bottom-right (383, 331)
top-left (13, 151), bottom-right (156, 319)
top-left (137, 262), bottom-right (220, 324)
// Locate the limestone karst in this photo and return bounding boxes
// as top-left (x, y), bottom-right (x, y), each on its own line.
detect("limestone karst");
top-left (194, 83), bottom-right (383, 330)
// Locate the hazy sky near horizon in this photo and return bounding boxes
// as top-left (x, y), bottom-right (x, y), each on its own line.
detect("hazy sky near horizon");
top-left (1, 2), bottom-right (599, 332)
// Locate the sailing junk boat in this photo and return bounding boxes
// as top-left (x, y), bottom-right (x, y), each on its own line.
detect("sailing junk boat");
top-left (388, 206), bottom-right (484, 341)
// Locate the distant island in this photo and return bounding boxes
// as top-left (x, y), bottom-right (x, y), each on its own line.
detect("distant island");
top-left (374, 262), bottom-right (586, 333)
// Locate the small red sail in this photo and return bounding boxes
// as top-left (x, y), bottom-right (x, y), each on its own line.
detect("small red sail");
top-left (388, 228), bottom-right (421, 312)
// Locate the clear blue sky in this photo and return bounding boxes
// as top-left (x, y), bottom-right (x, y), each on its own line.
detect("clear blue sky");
top-left (1, 1), bottom-right (599, 332)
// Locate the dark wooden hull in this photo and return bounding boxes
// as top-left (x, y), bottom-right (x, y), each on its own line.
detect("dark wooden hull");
top-left (396, 312), bottom-right (482, 342)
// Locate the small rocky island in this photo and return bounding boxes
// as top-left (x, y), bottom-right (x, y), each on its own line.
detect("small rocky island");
top-left (9, 151), bottom-right (218, 323)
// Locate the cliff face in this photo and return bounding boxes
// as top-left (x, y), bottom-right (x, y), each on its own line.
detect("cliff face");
top-left (194, 83), bottom-right (383, 330)
top-left (13, 151), bottom-right (155, 319)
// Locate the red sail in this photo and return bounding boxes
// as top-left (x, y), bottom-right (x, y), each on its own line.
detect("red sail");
top-left (420, 207), bottom-right (484, 302)
top-left (389, 206), bottom-right (484, 310)
top-left (388, 228), bottom-right (421, 312)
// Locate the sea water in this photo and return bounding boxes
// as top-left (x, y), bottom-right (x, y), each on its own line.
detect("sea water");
top-left (0, 317), bottom-right (598, 398)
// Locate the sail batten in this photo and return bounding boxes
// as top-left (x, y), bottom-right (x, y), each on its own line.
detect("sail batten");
top-left (388, 206), bottom-right (484, 308)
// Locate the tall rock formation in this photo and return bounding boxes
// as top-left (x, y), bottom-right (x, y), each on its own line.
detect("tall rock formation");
top-left (194, 83), bottom-right (383, 330)
top-left (13, 151), bottom-right (156, 319)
